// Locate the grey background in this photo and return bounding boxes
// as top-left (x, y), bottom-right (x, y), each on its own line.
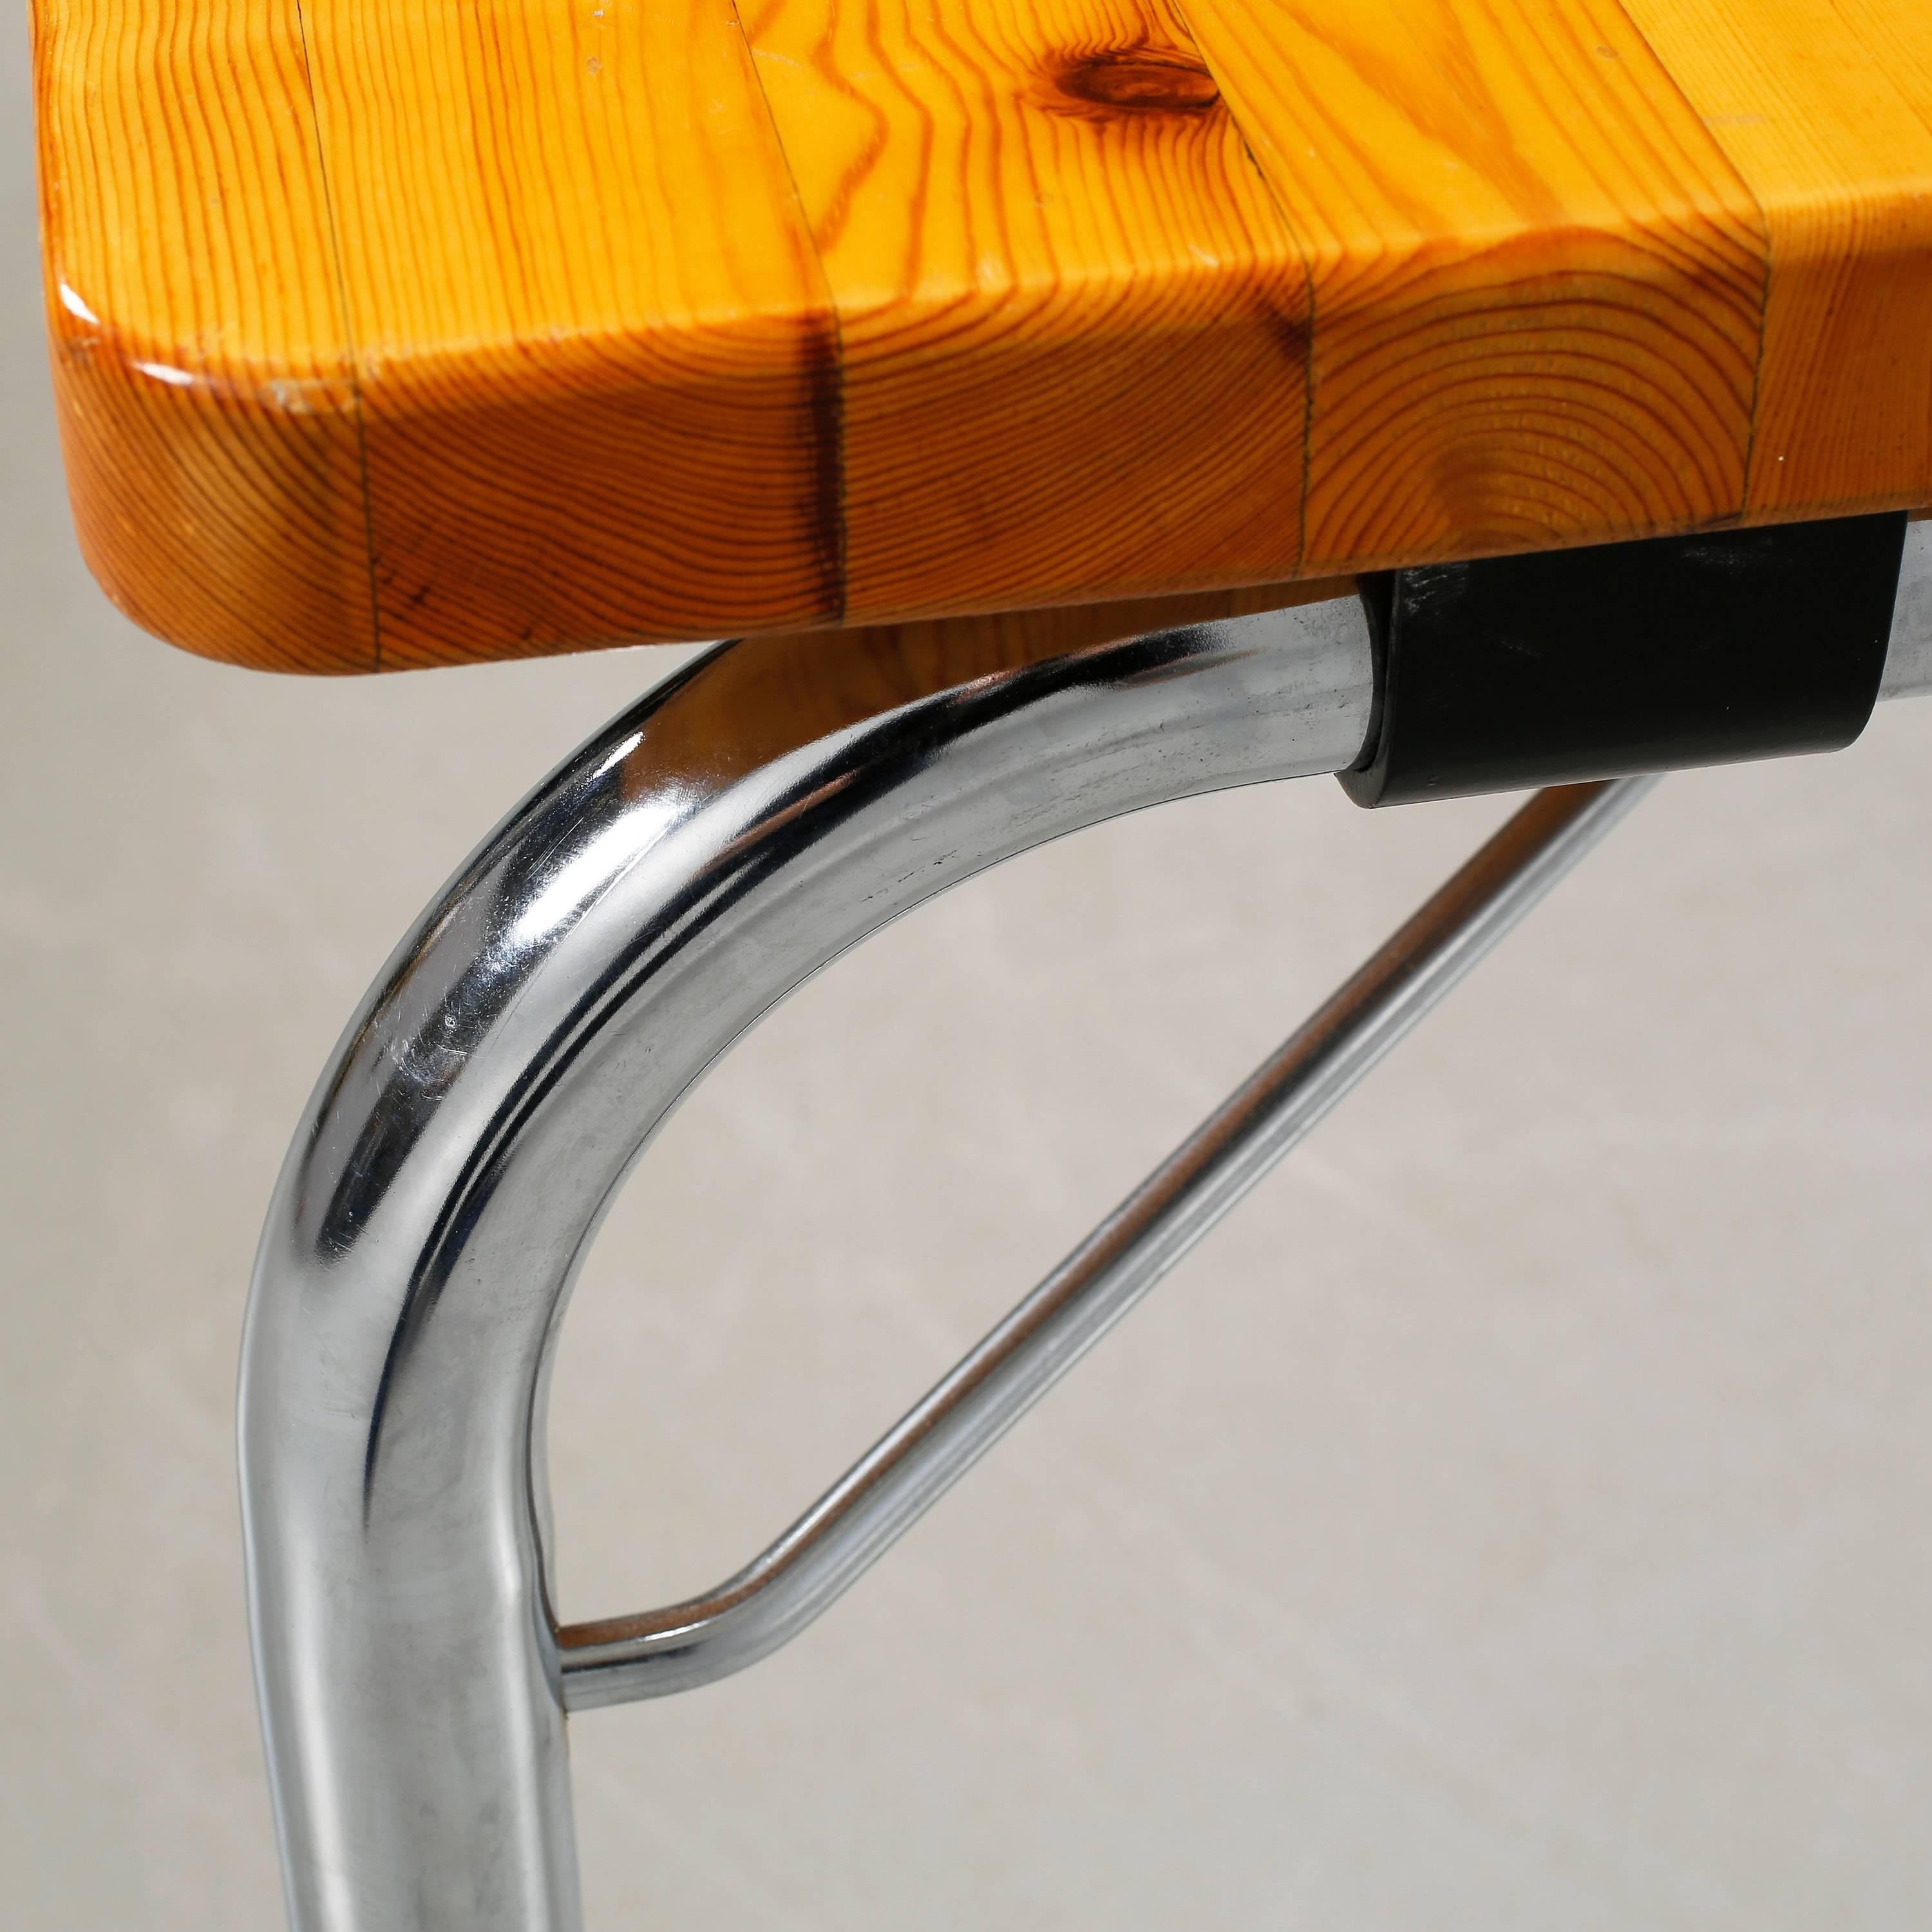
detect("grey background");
top-left (7, 21), bottom-right (1932, 1927)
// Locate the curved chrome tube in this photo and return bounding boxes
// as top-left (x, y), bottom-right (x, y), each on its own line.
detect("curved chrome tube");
top-left (240, 597), bottom-right (1375, 1932)
top-left (558, 775), bottom-right (1654, 1710)
top-left (243, 530), bottom-right (1932, 1931)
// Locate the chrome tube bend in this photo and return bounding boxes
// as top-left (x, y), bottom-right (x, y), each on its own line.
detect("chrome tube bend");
top-left (239, 600), bottom-right (1373, 1932)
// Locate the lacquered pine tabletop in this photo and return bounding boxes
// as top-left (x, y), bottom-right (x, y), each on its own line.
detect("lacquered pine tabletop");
top-left (33, 0), bottom-right (1932, 673)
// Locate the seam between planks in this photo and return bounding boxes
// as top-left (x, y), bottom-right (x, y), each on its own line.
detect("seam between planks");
top-left (1170, 0), bottom-right (1318, 580)
top-left (731, 0), bottom-right (851, 629)
top-left (1604, 0), bottom-right (1774, 526)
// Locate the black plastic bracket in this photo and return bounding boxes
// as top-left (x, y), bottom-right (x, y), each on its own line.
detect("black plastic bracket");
top-left (1340, 513), bottom-right (1908, 808)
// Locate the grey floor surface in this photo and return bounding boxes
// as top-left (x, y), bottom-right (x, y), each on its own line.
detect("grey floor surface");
top-left (8, 22), bottom-right (1932, 1929)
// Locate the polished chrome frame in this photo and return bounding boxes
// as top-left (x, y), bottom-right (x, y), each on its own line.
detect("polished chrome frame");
top-left (556, 775), bottom-right (1653, 1711)
top-left (243, 529), bottom-right (1932, 1932)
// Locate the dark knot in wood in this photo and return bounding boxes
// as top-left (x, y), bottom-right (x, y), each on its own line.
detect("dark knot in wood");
top-left (1054, 50), bottom-right (1221, 114)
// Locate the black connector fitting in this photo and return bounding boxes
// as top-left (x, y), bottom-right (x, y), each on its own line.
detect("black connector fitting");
top-left (1341, 513), bottom-right (1908, 808)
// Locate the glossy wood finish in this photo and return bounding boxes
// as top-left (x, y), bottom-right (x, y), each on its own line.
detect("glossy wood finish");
top-left (33, 0), bottom-right (1932, 673)
top-left (743, 0), bottom-right (1311, 630)
top-left (1617, 0), bottom-right (1932, 521)
top-left (1182, 0), bottom-right (1768, 568)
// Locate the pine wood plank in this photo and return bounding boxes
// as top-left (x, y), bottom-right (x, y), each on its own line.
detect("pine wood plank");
top-left (32, 0), bottom-right (1932, 674)
top-left (34, 0), bottom-right (377, 670)
top-left (294, 0), bottom-right (840, 670)
top-left (1615, 0), bottom-right (1932, 522)
top-left (742, 0), bottom-right (1313, 623)
top-left (1175, 0), bottom-right (1772, 573)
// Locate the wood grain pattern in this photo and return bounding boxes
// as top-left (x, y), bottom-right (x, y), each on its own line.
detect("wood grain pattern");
top-left (35, 0), bottom-right (377, 670)
top-left (1616, 0), bottom-right (1932, 520)
top-left (743, 0), bottom-right (1312, 622)
top-left (1177, 0), bottom-right (1770, 571)
top-left (298, 0), bottom-right (843, 670)
top-left (31, 0), bottom-right (1932, 672)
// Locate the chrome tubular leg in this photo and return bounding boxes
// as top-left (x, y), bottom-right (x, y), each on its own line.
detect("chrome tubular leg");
top-left (239, 598), bottom-right (1648, 1931)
